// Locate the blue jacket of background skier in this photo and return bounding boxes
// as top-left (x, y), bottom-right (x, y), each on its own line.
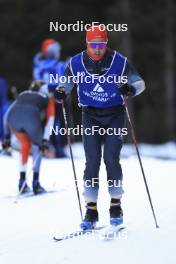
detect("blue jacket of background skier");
top-left (70, 51), bottom-right (127, 108)
top-left (33, 53), bottom-right (66, 91)
top-left (0, 78), bottom-right (9, 140)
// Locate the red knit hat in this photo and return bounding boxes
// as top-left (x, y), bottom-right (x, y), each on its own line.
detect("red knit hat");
top-left (86, 25), bottom-right (108, 42)
top-left (41, 39), bottom-right (57, 54)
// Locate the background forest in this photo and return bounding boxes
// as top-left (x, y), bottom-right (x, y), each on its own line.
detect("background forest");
top-left (0, 0), bottom-right (175, 143)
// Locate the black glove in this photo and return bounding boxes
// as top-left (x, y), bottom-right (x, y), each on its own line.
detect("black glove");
top-left (2, 135), bottom-right (11, 150)
top-left (40, 139), bottom-right (50, 152)
top-left (54, 87), bottom-right (66, 102)
top-left (118, 83), bottom-right (136, 96)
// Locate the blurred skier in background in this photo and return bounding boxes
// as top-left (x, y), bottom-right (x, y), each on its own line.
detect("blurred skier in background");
top-left (2, 81), bottom-right (55, 195)
top-left (0, 77), bottom-right (9, 142)
top-left (33, 39), bottom-right (66, 157)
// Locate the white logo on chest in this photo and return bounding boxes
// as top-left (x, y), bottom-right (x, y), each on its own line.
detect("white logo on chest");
top-left (93, 83), bottom-right (104, 93)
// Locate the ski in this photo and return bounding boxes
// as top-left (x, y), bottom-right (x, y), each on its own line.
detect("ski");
top-left (21, 189), bottom-right (58, 198)
top-left (2, 189), bottom-right (58, 200)
top-left (100, 225), bottom-right (126, 241)
top-left (53, 225), bottom-right (107, 242)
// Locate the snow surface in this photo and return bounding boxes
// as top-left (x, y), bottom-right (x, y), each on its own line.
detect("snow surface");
top-left (0, 144), bottom-right (176, 264)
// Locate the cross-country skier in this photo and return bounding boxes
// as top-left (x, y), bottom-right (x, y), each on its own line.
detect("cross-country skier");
top-left (2, 81), bottom-right (55, 195)
top-left (54, 25), bottom-right (145, 229)
top-left (33, 39), bottom-right (66, 158)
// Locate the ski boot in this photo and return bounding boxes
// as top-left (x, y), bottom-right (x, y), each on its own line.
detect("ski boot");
top-left (109, 198), bottom-right (123, 226)
top-left (18, 178), bottom-right (30, 194)
top-left (80, 202), bottom-right (98, 230)
top-left (32, 180), bottom-right (46, 195)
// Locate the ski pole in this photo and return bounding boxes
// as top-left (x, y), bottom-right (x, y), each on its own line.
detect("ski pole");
top-left (123, 96), bottom-right (159, 228)
top-left (56, 99), bottom-right (83, 220)
top-left (14, 151), bottom-right (42, 203)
